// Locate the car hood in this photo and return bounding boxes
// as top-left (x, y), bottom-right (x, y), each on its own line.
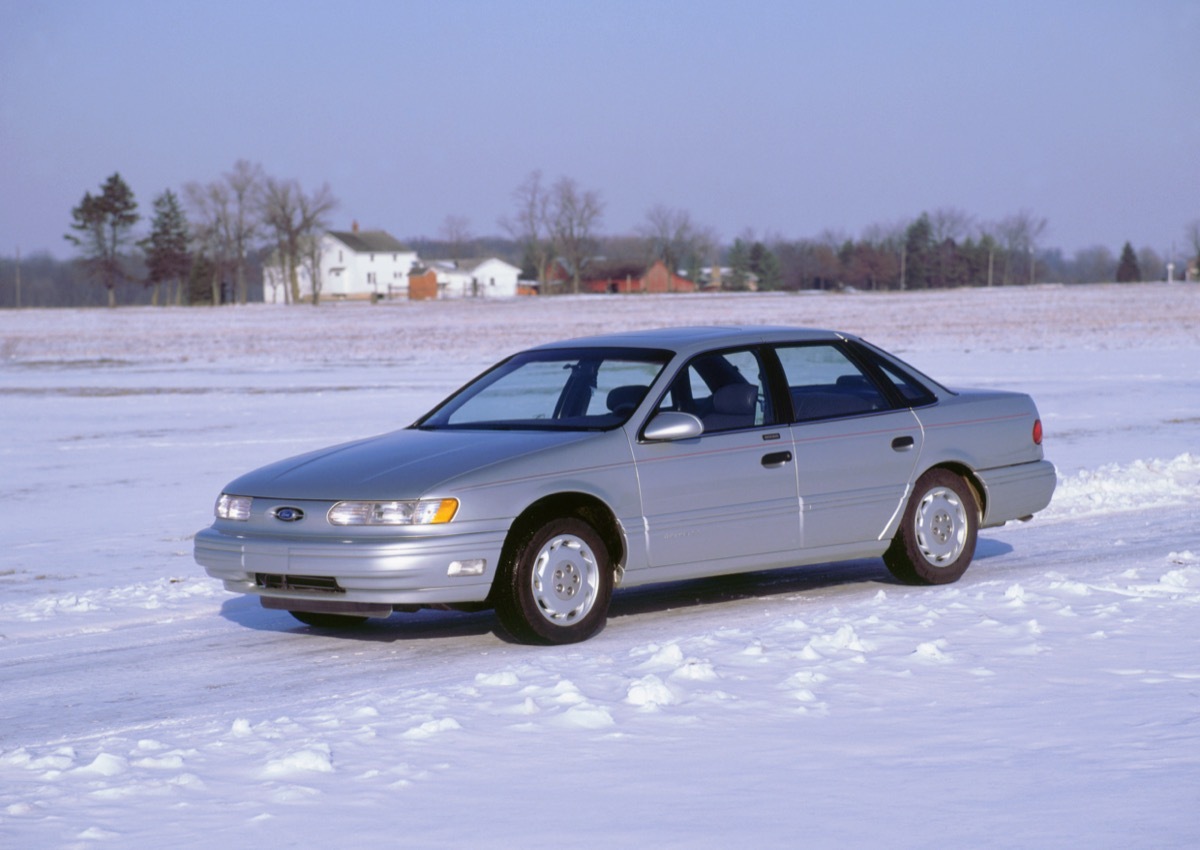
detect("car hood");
top-left (223, 428), bottom-right (599, 501)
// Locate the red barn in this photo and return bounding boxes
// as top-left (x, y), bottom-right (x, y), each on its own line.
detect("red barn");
top-left (581, 260), bottom-right (696, 294)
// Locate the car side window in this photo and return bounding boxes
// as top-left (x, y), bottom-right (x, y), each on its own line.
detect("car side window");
top-left (873, 359), bottom-right (936, 405)
top-left (656, 348), bottom-right (775, 432)
top-left (852, 345), bottom-right (940, 407)
top-left (774, 344), bottom-right (890, 421)
top-left (583, 359), bottom-right (662, 416)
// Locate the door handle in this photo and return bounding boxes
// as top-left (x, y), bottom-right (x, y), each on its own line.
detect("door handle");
top-left (891, 435), bottom-right (915, 451)
top-left (762, 450), bottom-right (793, 468)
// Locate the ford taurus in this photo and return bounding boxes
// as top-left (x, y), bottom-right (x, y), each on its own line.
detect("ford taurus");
top-left (194, 327), bottom-right (1056, 644)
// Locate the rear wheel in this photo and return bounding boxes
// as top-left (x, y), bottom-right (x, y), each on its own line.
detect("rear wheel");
top-left (494, 517), bottom-right (613, 645)
top-left (884, 469), bottom-right (979, 585)
top-left (288, 610), bottom-right (369, 628)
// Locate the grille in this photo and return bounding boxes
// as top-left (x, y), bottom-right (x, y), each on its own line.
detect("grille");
top-left (255, 573), bottom-right (344, 594)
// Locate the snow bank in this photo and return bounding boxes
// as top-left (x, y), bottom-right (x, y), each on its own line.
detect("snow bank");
top-left (2, 284), bottom-right (1199, 847)
top-left (1046, 452), bottom-right (1200, 518)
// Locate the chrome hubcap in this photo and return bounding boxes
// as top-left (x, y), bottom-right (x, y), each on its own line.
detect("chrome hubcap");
top-left (531, 533), bottom-right (599, 624)
top-left (914, 486), bottom-right (968, 567)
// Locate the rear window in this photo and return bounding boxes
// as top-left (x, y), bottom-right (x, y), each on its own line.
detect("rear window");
top-left (774, 344), bottom-right (890, 420)
top-left (852, 341), bottom-right (942, 407)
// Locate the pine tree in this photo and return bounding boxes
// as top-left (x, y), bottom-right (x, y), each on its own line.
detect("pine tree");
top-left (1115, 242), bottom-right (1140, 283)
top-left (727, 239), bottom-right (751, 290)
top-left (749, 241), bottom-right (782, 290)
top-left (65, 173), bottom-right (139, 307)
top-left (141, 190), bottom-right (191, 305)
top-left (903, 213), bottom-right (933, 289)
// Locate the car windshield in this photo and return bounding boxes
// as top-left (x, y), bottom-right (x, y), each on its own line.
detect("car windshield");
top-left (416, 347), bottom-right (672, 431)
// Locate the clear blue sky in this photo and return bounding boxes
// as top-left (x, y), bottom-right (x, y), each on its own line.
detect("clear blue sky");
top-left (2, 0), bottom-right (1196, 260)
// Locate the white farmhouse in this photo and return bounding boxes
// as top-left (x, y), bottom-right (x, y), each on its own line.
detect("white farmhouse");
top-left (263, 227), bottom-right (417, 303)
top-left (426, 257), bottom-right (522, 298)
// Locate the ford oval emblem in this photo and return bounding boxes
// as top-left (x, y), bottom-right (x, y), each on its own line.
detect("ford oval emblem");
top-left (273, 507), bottom-right (304, 522)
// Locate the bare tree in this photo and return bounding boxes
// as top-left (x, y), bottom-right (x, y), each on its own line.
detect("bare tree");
top-left (1137, 246), bottom-right (1164, 282)
top-left (295, 184), bottom-right (337, 304)
top-left (550, 177), bottom-right (604, 294)
top-left (1072, 245), bottom-right (1116, 283)
top-left (1186, 220), bottom-right (1200, 278)
top-left (995, 210), bottom-right (1048, 285)
top-left (974, 222), bottom-right (1001, 287)
top-left (260, 176), bottom-right (338, 305)
top-left (861, 220), bottom-right (907, 249)
top-left (922, 208), bottom-right (974, 288)
top-left (299, 231), bottom-right (325, 307)
top-left (860, 220), bottom-right (907, 289)
top-left (499, 170), bottom-right (554, 291)
top-left (184, 160), bottom-right (265, 304)
top-left (928, 207), bottom-right (975, 244)
top-left (184, 179), bottom-right (232, 304)
top-left (259, 177), bottom-right (299, 304)
top-left (439, 214), bottom-right (474, 262)
top-left (224, 160), bottom-right (264, 303)
top-left (638, 205), bottom-right (715, 284)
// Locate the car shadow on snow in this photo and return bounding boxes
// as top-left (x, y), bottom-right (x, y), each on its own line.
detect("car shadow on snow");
top-left (611, 536), bottom-right (1013, 621)
top-left (219, 595), bottom-right (498, 642)
top-left (976, 537), bottom-right (1014, 560)
top-left (216, 536), bottom-right (1014, 644)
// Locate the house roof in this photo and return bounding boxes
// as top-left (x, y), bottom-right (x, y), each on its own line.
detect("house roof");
top-left (588, 260), bottom-right (650, 280)
top-left (429, 258), bottom-right (522, 274)
top-left (328, 230), bottom-right (411, 253)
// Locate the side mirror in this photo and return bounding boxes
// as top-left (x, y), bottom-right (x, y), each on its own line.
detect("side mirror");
top-left (642, 411), bottom-right (704, 442)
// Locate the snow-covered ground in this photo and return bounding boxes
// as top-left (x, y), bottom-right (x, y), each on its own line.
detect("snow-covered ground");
top-left (1, 284), bottom-right (1198, 848)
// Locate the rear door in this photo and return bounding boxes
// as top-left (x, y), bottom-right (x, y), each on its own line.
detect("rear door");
top-left (773, 343), bottom-right (924, 549)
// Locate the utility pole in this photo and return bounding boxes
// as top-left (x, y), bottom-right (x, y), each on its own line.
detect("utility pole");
top-left (14, 246), bottom-right (20, 308)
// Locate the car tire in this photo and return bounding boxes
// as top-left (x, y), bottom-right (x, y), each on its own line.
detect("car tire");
top-left (494, 517), bottom-right (613, 645)
top-left (288, 610), bottom-right (369, 628)
top-left (884, 469), bottom-right (979, 585)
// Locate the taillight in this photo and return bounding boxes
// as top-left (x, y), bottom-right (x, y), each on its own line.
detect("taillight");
top-left (1032, 419), bottom-right (1043, 445)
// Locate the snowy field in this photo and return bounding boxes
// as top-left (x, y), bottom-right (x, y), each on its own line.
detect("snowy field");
top-left (1, 283), bottom-right (1198, 848)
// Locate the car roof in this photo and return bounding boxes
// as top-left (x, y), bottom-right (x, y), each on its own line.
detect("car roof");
top-left (533, 326), bottom-right (854, 356)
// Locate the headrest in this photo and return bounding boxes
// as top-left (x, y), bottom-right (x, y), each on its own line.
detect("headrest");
top-left (713, 383), bottom-right (756, 414)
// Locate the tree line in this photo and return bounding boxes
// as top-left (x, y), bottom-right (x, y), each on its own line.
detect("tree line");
top-left (484, 175), bottom-right (1193, 293)
top-left (35, 161), bottom-right (337, 308)
top-left (1, 166), bottom-right (1197, 308)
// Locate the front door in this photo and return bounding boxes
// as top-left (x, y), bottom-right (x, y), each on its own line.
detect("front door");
top-left (631, 347), bottom-right (801, 574)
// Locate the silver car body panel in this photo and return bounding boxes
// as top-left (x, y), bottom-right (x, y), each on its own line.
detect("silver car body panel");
top-left (789, 407), bottom-right (925, 548)
top-left (194, 326), bottom-right (1056, 614)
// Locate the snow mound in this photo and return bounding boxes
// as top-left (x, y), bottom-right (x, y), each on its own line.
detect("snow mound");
top-left (626, 674), bottom-right (678, 708)
top-left (261, 745), bottom-right (334, 777)
top-left (0, 577), bottom-right (218, 624)
top-left (1046, 453), bottom-right (1200, 518)
top-left (400, 718), bottom-right (462, 740)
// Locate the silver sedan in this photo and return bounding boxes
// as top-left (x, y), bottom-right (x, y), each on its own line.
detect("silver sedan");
top-left (195, 326), bottom-right (1056, 644)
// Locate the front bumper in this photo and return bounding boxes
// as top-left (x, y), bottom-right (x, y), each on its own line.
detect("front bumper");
top-left (193, 525), bottom-right (507, 608)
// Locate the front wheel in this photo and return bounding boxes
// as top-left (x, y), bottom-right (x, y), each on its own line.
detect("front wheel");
top-left (494, 517), bottom-right (613, 645)
top-left (884, 469), bottom-right (979, 585)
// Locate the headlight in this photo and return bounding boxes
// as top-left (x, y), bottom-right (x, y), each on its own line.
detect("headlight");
top-left (328, 498), bottom-right (459, 526)
top-left (216, 494), bottom-right (253, 521)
